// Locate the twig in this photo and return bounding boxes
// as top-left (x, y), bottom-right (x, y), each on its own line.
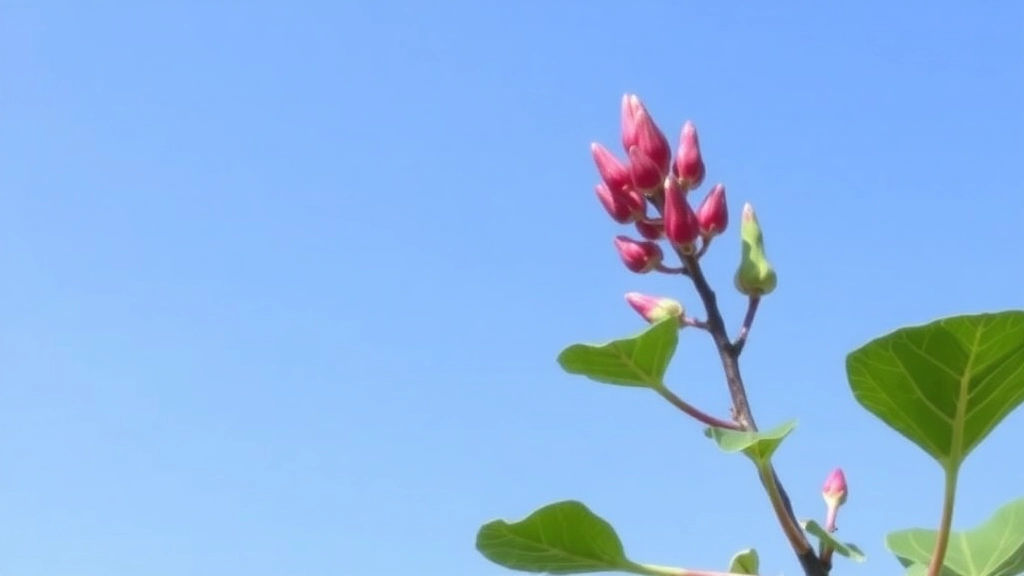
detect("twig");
top-left (681, 253), bottom-right (826, 576)
top-left (655, 263), bottom-right (687, 274)
top-left (682, 317), bottom-right (710, 331)
top-left (654, 386), bottom-right (741, 430)
top-left (647, 193), bottom-right (826, 576)
top-left (731, 296), bottom-right (761, 355)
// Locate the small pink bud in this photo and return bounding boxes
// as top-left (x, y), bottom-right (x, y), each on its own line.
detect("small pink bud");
top-left (613, 236), bottom-right (663, 273)
top-left (595, 183), bottom-right (631, 223)
top-left (822, 468), bottom-right (848, 508)
top-left (695, 183), bottom-right (728, 238)
top-left (591, 143), bottom-right (631, 193)
top-left (625, 292), bottom-right (684, 323)
top-left (621, 95), bottom-right (671, 176)
top-left (621, 94), bottom-right (638, 153)
top-left (662, 177), bottom-right (700, 251)
top-left (628, 146), bottom-right (663, 193)
top-left (595, 183), bottom-right (646, 224)
top-left (674, 121), bottom-right (706, 191)
top-left (622, 188), bottom-right (647, 218)
top-left (634, 219), bottom-right (664, 241)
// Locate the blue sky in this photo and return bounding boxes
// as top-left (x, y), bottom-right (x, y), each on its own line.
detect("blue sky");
top-left (1, 2), bottom-right (1022, 575)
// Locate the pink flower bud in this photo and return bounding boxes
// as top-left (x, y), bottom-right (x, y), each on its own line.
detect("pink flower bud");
top-left (674, 121), bottom-right (706, 191)
top-left (634, 219), bottom-right (664, 241)
top-left (695, 183), bottom-right (728, 238)
top-left (613, 235), bottom-right (663, 273)
top-left (663, 177), bottom-right (700, 251)
top-left (591, 142), bottom-right (631, 193)
top-left (621, 94), bottom-right (638, 153)
top-left (595, 183), bottom-right (646, 224)
top-left (621, 95), bottom-right (671, 177)
top-left (625, 292), bottom-right (684, 323)
top-left (822, 468), bottom-right (848, 508)
top-left (628, 146), bottom-right (663, 193)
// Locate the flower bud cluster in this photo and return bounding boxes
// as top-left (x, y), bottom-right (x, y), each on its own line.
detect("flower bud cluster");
top-left (592, 95), bottom-right (732, 275)
top-left (590, 94), bottom-right (768, 321)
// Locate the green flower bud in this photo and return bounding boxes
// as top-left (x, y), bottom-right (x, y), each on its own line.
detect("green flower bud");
top-left (733, 203), bottom-right (777, 296)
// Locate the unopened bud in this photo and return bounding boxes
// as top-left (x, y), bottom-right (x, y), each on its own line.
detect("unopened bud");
top-left (614, 236), bottom-right (663, 273)
top-left (628, 146), bottom-right (663, 193)
top-left (595, 183), bottom-right (646, 224)
top-left (621, 94), bottom-right (637, 153)
top-left (591, 142), bottom-right (631, 193)
top-left (663, 177), bottom-right (700, 252)
top-left (822, 468), bottom-right (848, 508)
top-left (625, 292), bottom-right (684, 323)
top-left (634, 219), bottom-right (664, 241)
top-left (621, 95), bottom-right (671, 176)
top-left (674, 121), bottom-right (706, 190)
top-left (695, 183), bottom-right (728, 238)
top-left (733, 203), bottom-right (777, 296)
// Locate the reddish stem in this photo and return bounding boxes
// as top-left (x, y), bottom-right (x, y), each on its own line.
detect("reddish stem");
top-left (820, 506), bottom-right (839, 569)
top-left (682, 317), bottom-right (710, 331)
top-left (655, 386), bottom-right (741, 430)
top-left (731, 296), bottom-right (761, 355)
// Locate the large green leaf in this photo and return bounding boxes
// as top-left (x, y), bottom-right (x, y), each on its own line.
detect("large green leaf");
top-left (846, 311), bottom-right (1024, 468)
top-left (704, 420), bottom-right (797, 465)
top-left (476, 500), bottom-right (648, 574)
top-left (887, 498), bottom-right (1024, 576)
top-left (557, 318), bottom-right (678, 388)
top-left (801, 519), bottom-right (866, 562)
top-left (727, 548), bottom-right (759, 574)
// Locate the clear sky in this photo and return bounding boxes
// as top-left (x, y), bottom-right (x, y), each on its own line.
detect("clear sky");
top-left (1, 2), bottom-right (1022, 575)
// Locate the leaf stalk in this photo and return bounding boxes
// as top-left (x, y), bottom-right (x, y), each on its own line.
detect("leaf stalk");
top-left (926, 465), bottom-right (959, 576)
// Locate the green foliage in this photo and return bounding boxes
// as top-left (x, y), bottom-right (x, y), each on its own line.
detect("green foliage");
top-left (848, 311), bottom-right (1024, 574)
top-left (557, 318), bottom-right (678, 389)
top-left (887, 498), bottom-right (1024, 576)
top-left (728, 548), bottom-right (759, 574)
top-left (801, 520), bottom-right (866, 562)
top-left (475, 500), bottom-right (647, 575)
top-left (475, 501), bottom-right (688, 576)
top-left (704, 420), bottom-right (797, 466)
top-left (846, 311), bottom-right (1024, 470)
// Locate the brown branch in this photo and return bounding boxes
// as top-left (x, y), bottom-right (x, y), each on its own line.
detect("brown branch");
top-left (679, 252), bottom-right (827, 576)
top-left (646, 191), bottom-right (826, 575)
top-left (732, 296), bottom-right (761, 356)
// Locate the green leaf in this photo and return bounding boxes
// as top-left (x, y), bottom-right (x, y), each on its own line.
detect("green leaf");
top-left (846, 311), bottom-right (1024, 468)
top-left (900, 562), bottom-right (937, 576)
top-left (475, 500), bottom-right (648, 574)
top-left (557, 318), bottom-right (679, 388)
top-left (887, 498), bottom-right (1024, 576)
top-left (900, 562), bottom-right (958, 576)
top-left (801, 519), bottom-right (867, 563)
top-left (704, 420), bottom-right (797, 465)
top-left (728, 548), bottom-right (759, 574)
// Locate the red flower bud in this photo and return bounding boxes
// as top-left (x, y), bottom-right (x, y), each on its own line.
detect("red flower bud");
top-left (625, 292), bottom-right (684, 323)
top-left (591, 142), bottom-right (631, 193)
top-left (628, 146), bottom-right (663, 193)
top-left (634, 219), bottom-right (664, 241)
top-left (663, 177), bottom-right (700, 251)
top-left (674, 121), bottom-right (706, 191)
top-left (595, 183), bottom-right (645, 224)
top-left (613, 235), bottom-right (663, 273)
top-left (822, 468), bottom-right (848, 508)
top-left (621, 95), bottom-right (671, 177)
top-left (621, 94), bottom-right (638, 153)
top-left (695, 183), bottom-right (728, 238)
